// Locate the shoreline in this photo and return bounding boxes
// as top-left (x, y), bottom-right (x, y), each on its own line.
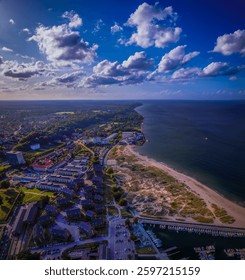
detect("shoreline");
top-left (126, 145), bottom-right (245, 229)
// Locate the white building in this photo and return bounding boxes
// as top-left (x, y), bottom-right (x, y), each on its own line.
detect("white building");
top-left (30, 143), bottom-right (40, 150)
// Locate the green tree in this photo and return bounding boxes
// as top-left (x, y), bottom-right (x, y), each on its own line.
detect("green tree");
top-left (0, 180), bottom-right (10, 189)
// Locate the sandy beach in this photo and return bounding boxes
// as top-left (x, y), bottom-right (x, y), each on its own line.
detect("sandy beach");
top-left (119, 145), bottom-right (245, 228)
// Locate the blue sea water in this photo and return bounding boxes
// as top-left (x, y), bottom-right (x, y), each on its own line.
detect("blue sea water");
top-left (136, 100), bottom-right (245, 207)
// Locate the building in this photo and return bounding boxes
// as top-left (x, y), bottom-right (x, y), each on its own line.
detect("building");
top-left (23, 202), bottom-right (38, 225)
top-left (79, 222), bottom-right (93, 237)
top-left (66, 208), bottom-right (81, 220)
top-left (32, 158), bottom-right (53, 172)
top-left (103, 133), bottom-right (118, 142)
top-left (36, 181), bottom-right (66, 192)
top-left (92, 218), bottom-right (106, 229)
top-left (48, 174), bottom-right (75, 184)
top-left (45, 204), bottom-right (58, 216)
top-left (86, 210), bottom-right (96, 220)
top-left (80, 199), bottom-right (93, 210)
top-left (6, 151), bottom-right (25, 165)
top-left (33, 223), bottom-right (45, 246)
top-left (57, 198), bottom-right (70, 208)
top-left (30, 143), bottom-right (40, 150)
top-left (12, 208), bottom-right (27, 236)
top-left (50, 227), bottom-right (71, 242)
top-left (38, 214), bottom-right (52, 226)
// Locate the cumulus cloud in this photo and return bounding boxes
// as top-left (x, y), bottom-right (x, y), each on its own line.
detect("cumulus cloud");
top-left (1, 47), bottom-right (13, 52)
top-left (124, 2), bottom-right (182, 48)
top-left (62, 10), bottom-right (82, 28)
top-left (41, 71), bottom-right (84, 87)
top-left (0, 56), bottom-right (3, 64)
top-left (213, 30), bottom-right (245, 56)
top-left (29, 15), bottom-right (98, 66)
top-left (9, 19), bottom-right (15, 25)
top-left (171, 67), bottom-right (200, 79)
top-left (79, 51), bottom-right (152, 88)
top-left (201, 62), bottom-right (239, 77)
top-left (122, 51), bottom-right (154, 70)
top-left (0, 60), bottom-right (48, 80)
top-left (111, 23), bottom-right (123, 34)
top-left (157, 45), bottom-right (199, 73)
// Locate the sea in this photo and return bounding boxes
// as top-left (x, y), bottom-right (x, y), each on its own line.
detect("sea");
top-left (135, 100), bottom-right (245, 207)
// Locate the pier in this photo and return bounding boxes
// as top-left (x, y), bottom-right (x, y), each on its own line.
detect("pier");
top-left (139, 218), bottom-right (245, 237)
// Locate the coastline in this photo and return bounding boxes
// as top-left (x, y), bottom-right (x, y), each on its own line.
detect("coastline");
top-left (126, 145), bottom-right (245, 228)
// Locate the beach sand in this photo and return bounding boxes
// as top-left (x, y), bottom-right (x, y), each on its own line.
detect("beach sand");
top-left (124, 145), bottom-right (245, 228)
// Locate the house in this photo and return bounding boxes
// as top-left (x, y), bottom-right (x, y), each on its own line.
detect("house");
top-left (61, 188), bottom-right (75, 198)
top-left (85, 210), bottom-right (96, 220)
top-left (38, 214), bottom-right (52, 227)
top-left (50, 227), bottom-right (71, 242)
top-left (92, 218), bottom-right (106, 229)
top-left (94, 204), bottom-right (105, 214)
top-left (86, 171), bottom-right (94, 179)
top-left (92, 176), bottom-right (103, 184)
top-left (33, 223), bottom-right (45, 246)
top-left (36, 181), bottom-right (66, 192)
top-left (66, 208), bottom-right (81, 220)
top-left (48, 174), bottom-right (75, 184)
top-left (93, 194), bottom-right (103, 203)
top-left (57, 198), bottom-right (70, 208)
top-left (79, 222), bottom-right (94, 237)
top-left (45, 204), bottom-right (58, 217)
top-left (80, 199), bottom-right (93, 210)
top-left (84, 185), bottom-right (94, 193)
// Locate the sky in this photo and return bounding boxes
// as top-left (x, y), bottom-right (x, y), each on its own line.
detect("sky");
top-left (0, 0), bottom-right (244, 100)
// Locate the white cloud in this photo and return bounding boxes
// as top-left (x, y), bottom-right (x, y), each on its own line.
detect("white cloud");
top-left (29, 19), bottom-right (98, 67)
top-left (213, 30), bottom-right (245, 56)
top-left (22, 28), bottom-right (31, 34)
top-left (1, 47), bottom-right (13, 52)
top-left (9, 19), bottom-right (15, 25)
top-left (111, 23), bottom-right (123, 34)
top-left (93, 19), bottom-right (104, 33)
top-left (229, 76), bottom-right (237, 81)
top-left (201, 62), bottom-right (238, 77)
top-left (62, 11), bottom-right (82, 28)
top-left (41, 71), bottom-right (84, 88)
top-left (157, 45), bottom-right (199, 72)
top-left (0, 60), bottom-right (47, 80)
top-left (122, 51), bottom-right (154, 70)
top-left (80, 51), bottom-right (153, 88)
top-left (124, 2), bottom-right (181, 48)
top-left (171, 67), bottom-right (200, 79)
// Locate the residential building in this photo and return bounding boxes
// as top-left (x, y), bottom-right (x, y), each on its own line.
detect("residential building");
top-left (6, 151), bottom-right (25, 165)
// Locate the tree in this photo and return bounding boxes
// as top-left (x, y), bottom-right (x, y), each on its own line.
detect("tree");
top-left (0, 180), bottom-right (10, 189)
top-left (17, 250), bottom-right (40, 260)
top-left (119, 198), bottom-right (127, 206)
top-left (106, 167), bottom-right (114, 175)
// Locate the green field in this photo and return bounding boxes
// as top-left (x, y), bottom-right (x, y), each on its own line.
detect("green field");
top-left (0, 189), bottom-right (19, 222)
top-left (21, 187), bottom-right (55, 204)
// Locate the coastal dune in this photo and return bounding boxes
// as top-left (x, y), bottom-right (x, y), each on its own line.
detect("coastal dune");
top-left (125, 145), bottom-right (245, 228)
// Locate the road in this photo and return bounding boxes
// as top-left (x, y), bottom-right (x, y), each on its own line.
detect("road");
top-left (31, 236), bottom-right (107, 259)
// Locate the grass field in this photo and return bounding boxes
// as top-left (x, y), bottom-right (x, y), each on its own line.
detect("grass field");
top-left (21, 187), bottom-right (55, 204)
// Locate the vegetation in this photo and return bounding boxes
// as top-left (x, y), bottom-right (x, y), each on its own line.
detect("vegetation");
top-left (0, 189), bottom-right (19, 222)
top-left (136, 246), bottom-right (156, 255)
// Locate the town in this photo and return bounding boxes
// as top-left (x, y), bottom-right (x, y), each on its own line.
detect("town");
top-left (0, 101), bottom-right (245, 260)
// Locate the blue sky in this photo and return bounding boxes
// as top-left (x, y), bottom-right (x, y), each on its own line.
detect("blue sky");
top-left (0, 0), bottom-right (244, 100)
